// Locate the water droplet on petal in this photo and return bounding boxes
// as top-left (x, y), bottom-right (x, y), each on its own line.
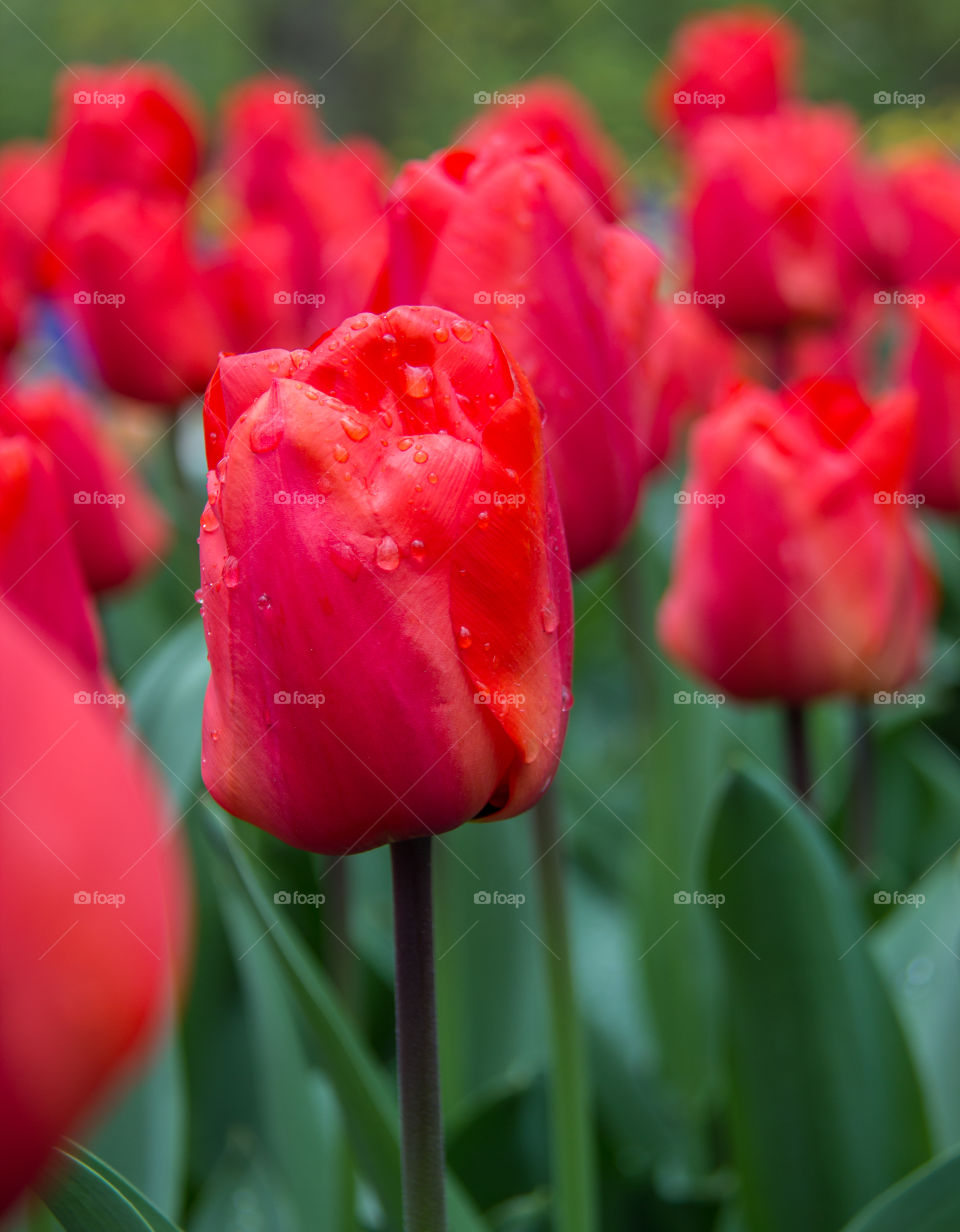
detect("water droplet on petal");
top-left (411, 538), bottom-right (426, 562)
top-left (330, 542), bottom-right (362, 579)
top-left (222, 556), bottom-right (239, 588)
top-left (216, 456), bottom-right (228, 481)
top-left (210, 728), bottom-right (221, 742)
top-left (250, 409), bottom-right (284, 453)
top-left (561, 686), bottom-right (573, 712)
top-left (457, 626), bottom-right (472, 649)
top-left (379, 410), bottom-right (393, 428)
top-left (200, 506), bottom-right (219, 533)
top-left (398, 437), bottom-right (414, 451)
top-left (427, 472), bottom-right (438, 484)
top-left (193, 588), bottom-right (203, 604)
top-left (350, 315), bottom-right (371, 331)
top-left (376, 535), bottom-right (400, 571)
top-left (541, 601), bottom-right (559, 634)
top-left (333, 443), bottom-right (349, 463)
top-left (451, 319), bottom-right (474, 342)
top-left (305, 388), bottom-right (319, 400)
top-left (434, 327), bottom-right (449, 343)
top-left (413, 449), bottom-right (428, 464)
top-left (341, 415), bottom-right (370, 442)
top-left (206, 470), bottom-right (221, 505)
top-left (403, 365), bottom-right (433, 399)
top-left (477, 510), bottom-right (489, 528)
top-left (257, 593), bottom-right (271, 610)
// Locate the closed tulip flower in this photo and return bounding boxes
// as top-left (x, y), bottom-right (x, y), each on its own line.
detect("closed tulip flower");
top-left (686, 106), bottom-right (879, 334)
top-left (899, 286), bottom-right (960, 511)
top-left (650, 7), bottom-right (800, 142)
top-left (0, 606), bottom-right (187, 1215)
top-left (883, 149), bottom-right (960, 288)
top-left (198, 306), bottom-right (573, 855)
top-left (0, 380), bottom-right (170, 590)
top-left (374, 142), bottom-right (661, 570)
top-left (658, 379), bottom-right (936, 701)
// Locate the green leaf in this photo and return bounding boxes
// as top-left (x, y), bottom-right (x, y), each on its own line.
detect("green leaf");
top-left (41, 1143), bottom-right (182, 1232)
top-left (705, 767), bottom-right (931, 1232)
top-left (841, 1146), bottom-right (960, 1232)
top-left (203, 806), bottom-right (487, 1232)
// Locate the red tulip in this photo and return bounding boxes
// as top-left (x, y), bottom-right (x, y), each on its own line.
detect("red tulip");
top-left (459, 79), bottom-right (627, 221)
top-left (374, 142), bottom-right (661, 570)
top-left (686, 105), bottom-right (880, 335)
top-left (198, 306), bottom-right (573, 855)
top-left (56, 190), bottom-right (221, 406)
top-left (899, 286), bottom-right (960, 511)
top-left (883, 150), bottom-right (960, 289)
top-left (0, 141), bottom-right (60, 295)
top-left (0, 434), bottom-right (104, 678)
top-left (650, 7), bottom-right (800, 142)
top-left (0, 604), bottom-right (187, 1215)
top-left (53, 63), bottom-right (203, 203)
top-left (659, 378), bottom-right (936, 700)
top-left (0, 379), bottom-right (170, 590)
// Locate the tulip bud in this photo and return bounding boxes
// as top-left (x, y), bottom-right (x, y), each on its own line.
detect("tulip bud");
top-left (376, 143), bottom-right (661, 571)
top-left (659, 379), bottom-right (936, 700)
top-left (198, 306), bottom-right (573, 854)
top-left (899, 286), bottom-right (960, 511)
top-left (0, 606), bottom-right (187, 1215)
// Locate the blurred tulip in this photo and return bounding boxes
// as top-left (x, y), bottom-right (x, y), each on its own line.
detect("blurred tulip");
top-left (199, 305), bottom-right (572, 854)
top-left (686, 105), bottom-right (881, 335)
top-left (459, 79), bottom-right (627, 221)
top-left (0, 141), bottom-right (60, 296)
top-left (0, 435), bottom-right (103, 678)
top-left (53, 63), bottom-right (203, 203)
top-left (375, 142), bottom-right (661, 570)
top-left (659, 379), bottom-right (936, 700)
top-left (883, 149), bottom-right (960, 289)
top-left (0, 380), bottom-right (169, 590)
top-left (0, 604), bottom-right (187, 1215)
top-left (56, 190), bottom-right (221, 407)
top-left (899, 286), bottom-right (960, 511)
top-left (650, 7), bottom-right (800, 142)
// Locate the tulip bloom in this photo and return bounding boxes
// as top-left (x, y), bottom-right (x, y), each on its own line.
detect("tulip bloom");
top-left (0, 380), bottom-right (170, 590)
top-left (459, 80), bottom-right (627, 221)
top-left (199, 306), bottom-right (573, 854)
top-left (0, 605), bottom-right (186, 1215)
top-left (659, 379), bottom-right (935, 700)
top-left (650, 7), bottom-right (800, 142)
top-left (686, 106), bottom-right (880, 334)
top-left (53, 63), bottom-right (203, 203)
top-left (899, 286), bottom-right (960, 511)
top-left (57, 190), bottom-right (222, 406)
top-left (883, 150), bottom-right (960, 289)
top-left (374, 143), bottom-right (661, 570)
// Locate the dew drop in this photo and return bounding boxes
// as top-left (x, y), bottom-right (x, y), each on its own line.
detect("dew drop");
top-left (376, 535), bottom-right (400, 571)
top-left (257, 593), bottom-right (271, 610)
top-left (477, 510), bottom-right (490, 528)
top-left (403, 365), bottom-right (433, 399)
top-left (433, 327), bottom-right (449, 343)
top-left (206, 470), bottom-right (221, 505)
top-left (451, 319), bottom-right (474, 342)
top-left (340, 415), bottom-right (370, 442)
top-left (379, 409), bottom-right (394, 428)
top-left (250, 410), bottom-right (284, 453)
top-left (350, 315), bottom-right (370, 331)
top-left (305, 388), bottom-right (319, 400)
top-left (561, 685), bottom-right (574, 713)
top-left (413, 449), bottom-right (428, 464)
top-left (333, 443), bottom-right (349, 463)
top-left (216, 456), bottom-right (229, 481)
top-left (200, 506), bottom-right (219, 533)
top-left (427, 472), bottom-right (438, 484)
top-left (411, 538), bottom-right (426, 562)
top-left (457, 626), bottom-right (472, 649)
top-left (398, 437), bottom-right (414, 451)
top-left (193, 588), bottom-right (203, 604)
top-left (210, 729), bottom-right (221, 742)
top-left (541, 601), bottom-right (559, 634)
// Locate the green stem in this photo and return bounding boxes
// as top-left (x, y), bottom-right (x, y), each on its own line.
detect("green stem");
top-left (390, 836), bottom-right (447, 1232)
top-left (850, 702), bottom-right (874, 868)
top-left (784, 703), bottom-right (813, 804)
top-left (533, 790), bottom-right (598, 1232)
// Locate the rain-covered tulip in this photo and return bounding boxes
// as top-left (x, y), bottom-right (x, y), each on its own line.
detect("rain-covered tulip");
top-left (658, 379), bottom-right (936, 700)
top-left (899, 286), bottom-right (960, 510)
top-left (459, 79), bottom-right (627, 221)
top-left (53, 63), bottom-right (203, 203)
top-left (0, 605), bottom-right (186, 1215)
top-left (57, 190), bottom-right (221, 406)
top-left (0, 435), bottom-right (103, 677)
top-left (199, 306), bottom-right (573, 855)
top-left (883, 150), bottom-right (960, 288)
top-left (686, 106), bottom-right (880, 334)
top-left (374, 142), bottom-right (661, 570)
top-left (649, 7), bottom-right (800, 142)
top-left (0, 380), bottom-right (170, 590)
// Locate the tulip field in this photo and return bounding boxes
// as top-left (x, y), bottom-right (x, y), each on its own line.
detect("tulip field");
top-left (5, 2), bottom-right (960, 1231)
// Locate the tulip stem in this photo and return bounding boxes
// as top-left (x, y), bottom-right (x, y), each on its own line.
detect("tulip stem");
top-left (390, 836), bottom-right (447, 1232)
top-left (784, 703), bottom-right (813, 803)
top-left (850, 702), bottom-right (875, 868)
top-left (533, 790), bottom-right (598, 1232)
